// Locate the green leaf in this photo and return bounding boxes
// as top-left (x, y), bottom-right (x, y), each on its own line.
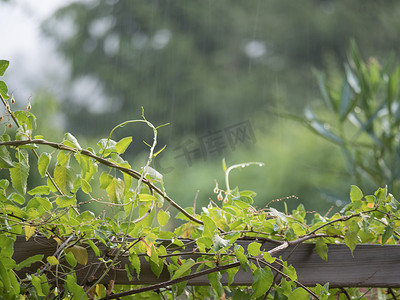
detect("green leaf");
top-left (313, 69), bottom-right (336, 112)
top-left (54, 164), bottom-right (74, 194)
top-left (87, 240), bottom-right (101, 257)
top-left (304, 108), bottom-right (343, 145)
top-left (15, 254), bottom-right (44, 271)
top-left (350, 185), bottom-right (363, 202)
top-left (344, 230), bottom-right (359, 255)
top-left (157, 210), bottom-right (170, 226)
top-left (129, 253), bottom-right (141, 277)
top-left (26, 197), bottom-right (52, 214)
top-left (171, 258), bottom-right (195, 280)
top-left (262, 251), bottom-right (276, 264)
top-left (0, 81), bottom-right (8, 99)
top-left (66, 245), bottom-right (88, 265)
top-left (115, 137), bottom-right (133, 154)
top-left (56, 195), bottom-right (77, 208)
top-left (0, 146), bottom-right (15, 168)
top-left (138, 194), bottom-right (157, 202)
top-left (207, 271), bottom-right (224, 298)
top-left (251, 267), bottom-right (273, 299)
top-left (9, 161), bottom-right (29, 195)
top-left (31, 275), bottom-right (45, 297)
top-left (9, 192), bottom-right (25, 205)
top-left (247, 242), bottom-right (261, 256)
top-left (0, 179), bottom-right (9, 189)
top-left (106, 178), bottom-right (124, 203)
top-left (65, 274), bottom-right (88, 300)
top-left (80, 178), bottom-right (92, 194)
top-left (46, 256), bottom-right (59, 265)
top-left (288, 288), bottom-right (310, 300)
top-left (100, 172), bottom-right (113, 189)
top-left (38, 152), bottom-right (51, 177)
top-left (213, 235), bottom-right (229, 251)
top-left (97, 138), bottom-right (117, 157)
top-left (64, 132), bottom-right (81, 149)
top-left (339, 80), bottom-right (355, 121)
top-left (65, 251), bottom-right (77, 267)
top-left (234, 246), bottom-right (249, 271)
top-left (0, 60), bottom-right (9, 76)
top-left (315, 238), bottom-right (328, 262)
top-left (381, 224), bottom-right (394, 245)
top-left (202, 215), bottom-right (217, 238)
top-left (28, 185), bottom-right (51, 196)
top-left (13, 111), bottom-right (36, 131)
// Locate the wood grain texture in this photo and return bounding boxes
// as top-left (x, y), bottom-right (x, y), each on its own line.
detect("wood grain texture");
top-left (12, 236), bottom-right (400, 287)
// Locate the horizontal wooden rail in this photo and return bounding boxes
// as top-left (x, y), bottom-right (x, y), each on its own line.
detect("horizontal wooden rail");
top-left (12, 236), bottom-right (400, 287)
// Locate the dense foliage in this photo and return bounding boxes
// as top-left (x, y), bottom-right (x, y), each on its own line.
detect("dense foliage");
top-left (1, 60), bottom-right (400, 299)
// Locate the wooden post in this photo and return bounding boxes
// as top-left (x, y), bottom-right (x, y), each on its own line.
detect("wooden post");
top-left (12, 236), bottom-right (400, 287)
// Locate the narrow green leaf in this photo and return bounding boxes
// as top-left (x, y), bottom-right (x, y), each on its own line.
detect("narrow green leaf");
top-left (15, 254), bottom-right (44, 271)
top-left (251, 267), bottom-right (273, 299)
top-left (115, 137), bottom-right (132, 154)
top-left (0, 60), bottom-right (9, 76)
top-left (38, 153), bottom-right (51, 177)
top-left (339, 80), bottom-right (355, 121)
top-left (0, 146), bottom-right (15, 168)
top-left (313, 69), bottom-right (336, 112)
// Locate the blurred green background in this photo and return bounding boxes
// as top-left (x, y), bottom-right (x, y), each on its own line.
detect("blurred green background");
top-left (3, 0), bottom-right (400, 214)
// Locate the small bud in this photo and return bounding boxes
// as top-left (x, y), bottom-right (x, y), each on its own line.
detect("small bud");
top-left (223, 196), bottom-right (229, 204)
top-left (7, 123), bottom-right (12, 128)
top-left (26, 103), bottom-right (31, 111)
top-left (217, 191), bottom-right (223, 201)
top-left (213, 181), bottom-right (219, 194)
top-left (0, 116), bottom-right (3, 122)
top-left (11, 96), bottom-right (15, 104)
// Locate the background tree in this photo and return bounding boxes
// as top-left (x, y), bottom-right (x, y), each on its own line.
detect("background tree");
top-left (40, 0), bottom-right (400, 211)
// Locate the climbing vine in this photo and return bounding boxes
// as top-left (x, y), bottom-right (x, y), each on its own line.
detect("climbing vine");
top-left (0, 59), bottom-right (400, 299)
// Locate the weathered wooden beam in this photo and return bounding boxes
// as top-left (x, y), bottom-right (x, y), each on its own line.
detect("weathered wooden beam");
top-left (12, 236), bottom-right (400, 287)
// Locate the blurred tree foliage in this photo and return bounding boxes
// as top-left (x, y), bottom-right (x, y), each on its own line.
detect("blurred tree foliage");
top-left (41, 0), bottom-right (400, 211)
top-left (43, 0), bottom-right (400, 138)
